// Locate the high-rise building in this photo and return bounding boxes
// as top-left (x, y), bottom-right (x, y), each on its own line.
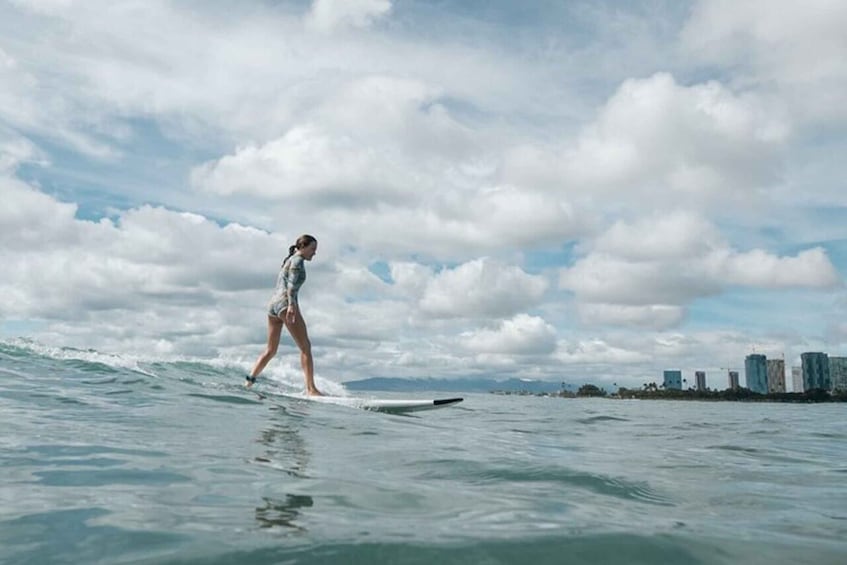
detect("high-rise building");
top-left (792, 366), bottom-right (803, 393)
top-left (801, 352), bottom-right (831, 391)
top-left (766, 359), bottom-right (786, 393)
top-left (829, 357), bottom-right (847, 392)
top-left (663, 370), bottom-right (682, 390)
top-left (745, 354), bottom-right (768, 394)
top-left (728, 370), bottom-right (740, 390)
top-left (695, 371), bottom-right (706, 391)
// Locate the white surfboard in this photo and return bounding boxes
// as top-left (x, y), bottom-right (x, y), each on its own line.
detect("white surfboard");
top-left (281, 393), bottom-right (463, 413)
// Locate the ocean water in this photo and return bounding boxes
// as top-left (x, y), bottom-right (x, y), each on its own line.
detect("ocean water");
top-left (1, 340), bottom-right (846, 565)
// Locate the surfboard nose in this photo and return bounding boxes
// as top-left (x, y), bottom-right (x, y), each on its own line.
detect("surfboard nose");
top-left (433, 398), bottom-right (463, 406)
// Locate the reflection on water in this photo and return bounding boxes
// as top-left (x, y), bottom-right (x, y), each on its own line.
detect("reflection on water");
top-left (254, 406), bottom-right (310, 478)
top-left (253, 405), bottom-right (313, 533)
top-left (255, 495), bottom-right (314, 532)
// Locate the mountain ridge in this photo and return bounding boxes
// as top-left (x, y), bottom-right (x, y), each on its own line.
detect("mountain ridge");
top-left (343, 377), bottom-right (578, 394)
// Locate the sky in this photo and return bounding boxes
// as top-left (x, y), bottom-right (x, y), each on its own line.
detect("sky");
top-left (2, 0), bottom-right (847, 390)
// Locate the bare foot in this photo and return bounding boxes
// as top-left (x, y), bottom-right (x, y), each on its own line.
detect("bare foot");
top-left (307, 388), bottom-right (323, 396)
top-left (245, 376), bottom-right (256, 388)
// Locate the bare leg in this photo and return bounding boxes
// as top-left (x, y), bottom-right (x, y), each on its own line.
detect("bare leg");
top-left (284, 311), bottom-right (321, 396)
top-left (247, 316), bottom-right (284, 387)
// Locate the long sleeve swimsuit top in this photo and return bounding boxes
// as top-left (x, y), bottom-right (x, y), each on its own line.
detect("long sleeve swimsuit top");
top-left (268, 254), bottom-right (306, 314)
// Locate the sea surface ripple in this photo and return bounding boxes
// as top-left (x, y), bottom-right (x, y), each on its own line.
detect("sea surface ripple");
top-left (1, 341), bottom-right (846, 564)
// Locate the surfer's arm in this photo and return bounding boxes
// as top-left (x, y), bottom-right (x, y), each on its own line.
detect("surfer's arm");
top-left (285, 256), bottom-right (306, 313)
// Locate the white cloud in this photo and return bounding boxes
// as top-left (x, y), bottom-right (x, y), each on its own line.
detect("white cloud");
top-left (0, 177), bottom-right (81, 250)
top-left (420, 258), bottom-right (548, 319)
top-left (501, 73), bottom-right (790, 219)
top-left (722, 247), bottom-right (840, 288)
top-left (189, 69), bottom-right (592, 258)
top-left (190, 75), bottom-right (476, 208)
top-left (591, 211), bottom-right (720, 261)
top-left (560, 212), bottom-right (841, 327)
top-left (561, 252), bottom-right (723, 307)
top-left (306, 0), bottom-right (392, 33)
top-left (8, 0), bottom-right (75, 16)
top-left (0, 175), bottom-right (281, 320)
top-left (0, 47), bottom-right (16, 70)
top-left (553, 338), bottom-right (652, 366)
top-left (328, 261), bottom-right (389, 297)
top-left (0, 130), bottom-right (47, 173)
top-left (466, 185), bottom-right (589, 247)
top-left (574, 304), bottom-right (686, 330)
top-left (388, 262), bottom-right (434, 299)
top-left (0, 39), bottom-right (119, 158)
top-left (682, 0), bottom-right (847, 85)
top-left (681, 0), bottom-right (847, 123)
top-left (563, 73), bottom-right (789, 207)
top-left (191, 124), bottom-right (409, 204)
top-left (461, 314), bottom-right (557, 355)
top-left (311, 297), bottom-right (410, 344)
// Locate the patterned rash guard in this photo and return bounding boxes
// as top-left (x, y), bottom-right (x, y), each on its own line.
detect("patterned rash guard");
top-left (268, 254), bottom-right (306, 316)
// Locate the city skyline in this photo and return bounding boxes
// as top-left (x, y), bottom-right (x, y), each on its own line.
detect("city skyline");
top-left (662, 350), bottom-right (847, 393)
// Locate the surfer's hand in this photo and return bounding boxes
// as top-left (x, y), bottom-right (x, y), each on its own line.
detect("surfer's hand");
top-left (286, 304), bottom-right (296, 322)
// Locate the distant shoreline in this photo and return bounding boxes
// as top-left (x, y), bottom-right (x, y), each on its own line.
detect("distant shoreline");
top-left (491, 387), bottom-right (847, 403)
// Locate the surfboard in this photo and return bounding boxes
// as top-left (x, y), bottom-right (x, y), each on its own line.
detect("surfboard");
top-left (280, 393), bottom-right (463, 413)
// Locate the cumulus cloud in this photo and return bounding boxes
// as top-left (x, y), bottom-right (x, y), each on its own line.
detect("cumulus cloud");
top-left (681, 0), bottom-right (847, 123)
top-left (502, 73), bottom-right (790, 216)
top-left (560, 212), bottom-right (841, 327)
top-left (553, 338), bottom-right (652, 366)
top-left (465, 185), bottom-right (589, 247)
top-left (574, 304), bottom-right (686, 330)
top-left (569, 73), bottom-right (787, 201)
top-left (684, 0), bottom-right (847, 79)
top-left (190, 75), bottom-right (474, 207)
top-left (190, 71), bottom-right (590, 258)
top-left (0, 2), bottom-right (363, 149)
top-left (191, 124), bottom-right (411, 206)
top-left (591, 211), bottom-right (720, 261)
top-left (0, 175), bottom-right (280, 322)
top-left (461, 314), bottom-right (557, 355)
top-left (561, 252), bottom-right (723, 307)
top-left (388, 262), bottom-right (434, 299)
top-left (721, 248), bottom-right (840, 288)
top-left (420, 258), bottom-right (548, 319)
top-left (305, 0), bottom-right (392, 33)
